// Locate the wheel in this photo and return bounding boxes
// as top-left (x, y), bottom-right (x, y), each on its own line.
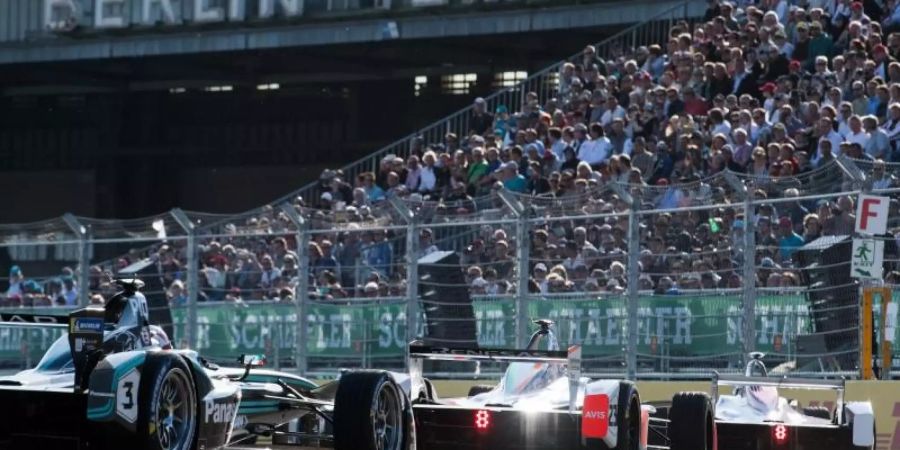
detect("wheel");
top-left (802, 406), bottom-right (831, 420)
top-left (138, 354), bottom-right (198, 450)
top-left (467, 384), bottom-right (495, 397)
top-left (334, 371), bottom-right (407, 450)
top-left (669, 392), bottom-right (714, 450)
top-left (614, 381), bottom-right (641, 450)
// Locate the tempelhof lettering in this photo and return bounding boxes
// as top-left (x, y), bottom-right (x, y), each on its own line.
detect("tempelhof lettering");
top-left (44, 0), bottom-right (303, 31)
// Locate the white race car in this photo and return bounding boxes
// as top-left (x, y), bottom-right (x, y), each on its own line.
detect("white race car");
top-left (710, 353), bottom-right (875, 450)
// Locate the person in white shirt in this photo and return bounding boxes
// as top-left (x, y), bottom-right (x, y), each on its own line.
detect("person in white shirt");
top-left (405, 155), bottom-right (422, 191)
top-left (836, 101), bottom-right (854, 136)
top-left (418, 151), bottom-right (438, 193)
top-left (600, 95), bottom-right (626, 127)
top-left (709, 109), bottom-right (733, 143)
top-left (815, 117), bottom-right (845, 162)
top-left (843, 115), bottom-right (869, 147)
top-left (577, 122), bottom-right (612, 166)
top-left (882, 103), bottom-right (900, 155)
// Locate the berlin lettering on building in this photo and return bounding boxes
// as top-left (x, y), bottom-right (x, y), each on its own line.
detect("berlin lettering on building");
top-left (44, 0), bottom-right (305, 32)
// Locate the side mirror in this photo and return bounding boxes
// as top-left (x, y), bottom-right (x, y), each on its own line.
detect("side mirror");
top-left (239, 354), bottom-right (266, 367)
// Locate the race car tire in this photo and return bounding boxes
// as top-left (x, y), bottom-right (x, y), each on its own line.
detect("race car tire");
top-left (137, 354), bottom-right (198, 450)
top-left (802, 406), bottom-right (832, 420)
top-left (614, 381), bottom-right (641, 450)
top-left (467, 384), bottom-right (495, 397)
top-left (334, 371), bottom-right (409, 450)
top-left (669, 392), bottom-right (714, 450)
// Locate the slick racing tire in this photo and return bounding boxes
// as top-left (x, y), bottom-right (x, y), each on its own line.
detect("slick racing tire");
top-left (334, 371), bottom-right (410, 450)
top-left (614, 381), bottom-right (641, 450)
top-left (467, 384), bottom-right (495, 397)
top-left (802, 406), bottom-right (832, 420)
top-left (669, 392), bottom-right (715, 450)
top-left (138, 354), bottom-right (198, 450)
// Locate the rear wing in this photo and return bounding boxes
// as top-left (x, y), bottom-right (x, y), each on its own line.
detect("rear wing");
top-left (409, 344), bottom-right (571, 364)
top-left (408, 343), bottom-right (583, 413)
top-left (714, 374), bottom-right (845, 390)
top-left (712, 373), bottom-right (846, 420)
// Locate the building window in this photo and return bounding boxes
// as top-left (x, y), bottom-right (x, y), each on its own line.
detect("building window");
top-left (414, 76), bottom-right (428, 97)
top-left (441, 73), bottom-right (477, 95)
top-left (493, 71), bottom-right (527, 88)
top-left (204, 85), bottom-right (233, 93)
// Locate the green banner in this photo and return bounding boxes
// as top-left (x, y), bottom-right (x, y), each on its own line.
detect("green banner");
top-left (167, 295), bottom-right (812, 362)
top-left (0, 294), bottom-right (832, 367)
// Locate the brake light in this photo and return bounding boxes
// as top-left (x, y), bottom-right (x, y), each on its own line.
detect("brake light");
top-left (474, 410), bottom-right (491, 431)
top-left (773, 424), bottom-right (788, 444)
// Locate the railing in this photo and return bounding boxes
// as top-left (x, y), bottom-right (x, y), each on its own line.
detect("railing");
top-left (267, 1), bottom-right (694, 207)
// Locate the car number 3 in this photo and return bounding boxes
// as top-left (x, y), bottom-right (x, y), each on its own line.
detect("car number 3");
top-left (122, 382), bottom-right (134, 409)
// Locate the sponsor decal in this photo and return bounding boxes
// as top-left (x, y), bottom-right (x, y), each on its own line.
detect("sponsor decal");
top-left (205, 399), bottom-right (237, 424)
top-left (233, 415), bottom-right (248, 430)
top-left (582, 394), bottom-right (610, 439)
top-left (72, 318), bottom-right (104, 333)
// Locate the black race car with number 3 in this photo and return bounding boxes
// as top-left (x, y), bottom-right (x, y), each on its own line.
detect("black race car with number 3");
top-left (0, 279), bottom-right (319, 450)
top-left (0, 279), bottom-right (712, 450)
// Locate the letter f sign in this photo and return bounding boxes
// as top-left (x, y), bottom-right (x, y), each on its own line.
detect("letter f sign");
top-left (856, 195), bottom-right (889, 235)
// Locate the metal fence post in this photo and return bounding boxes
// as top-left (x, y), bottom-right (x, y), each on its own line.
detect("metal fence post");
top-left (742, 187), bottom-right (757, 360)
top-left (62, 213), bottom-right (90, 307)
top-left (626, 201), bottom-right (640, 380)
top-left (280, 203), bottom-right (309, 375)
top-left (387, 195), bottom-right (418, 365)
top-left (405, 217), bottom-right (420, 351)
top-left (170, 209), bottom-right (198, 350)
top-left (497, 190), bottom-right (528, 348)
top-left (515, 214), bottom-right (530, 348)
top-left (608, 183), bottom-right (638, 379)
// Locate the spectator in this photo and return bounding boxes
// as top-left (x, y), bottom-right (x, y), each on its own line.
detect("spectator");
top-left (470, 97), bottom-right (494, 135)
top-left (777, 217), bottom-right (805, 263)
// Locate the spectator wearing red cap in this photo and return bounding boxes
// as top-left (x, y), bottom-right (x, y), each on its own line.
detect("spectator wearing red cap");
top-left (849, 2), bottom-right (872, 25)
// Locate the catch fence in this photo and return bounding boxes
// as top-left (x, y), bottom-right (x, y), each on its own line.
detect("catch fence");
top-left (0, 157), bottom-right (898, 380)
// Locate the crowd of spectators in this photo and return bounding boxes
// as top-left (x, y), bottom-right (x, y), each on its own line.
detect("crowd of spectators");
top-left (9, 0), bottom-right (900, 306)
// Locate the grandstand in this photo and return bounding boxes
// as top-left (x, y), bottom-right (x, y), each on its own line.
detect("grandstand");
top-left (2, 0), bottom-right (900, 380)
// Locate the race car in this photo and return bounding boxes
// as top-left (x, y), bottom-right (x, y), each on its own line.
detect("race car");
top-left (710, 353), bottom-right (874, 450)
top-left (0, 278), bottom-right (320, 450)
top-left (0, 279), bottom-right (712, 450)
top-left (400, 320), bottom-right (715, 450)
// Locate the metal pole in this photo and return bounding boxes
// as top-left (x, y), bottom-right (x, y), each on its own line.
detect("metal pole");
top-left (626, 201), bottom-right (640, 380)
top-left (386, 195), bottom-right (418, 366)
top-left (62, 214), bottom-right (90, 307)
top-left (515, 215), bottom-right (529, 348)
top-left (742, 189), bottom-right (757, 361)
top-left (170, 209), bottom-right (198, 350)
top-left (405, 218), bottom-right (420, 353)
top-left (280, 203), bottom-right (309, 375)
